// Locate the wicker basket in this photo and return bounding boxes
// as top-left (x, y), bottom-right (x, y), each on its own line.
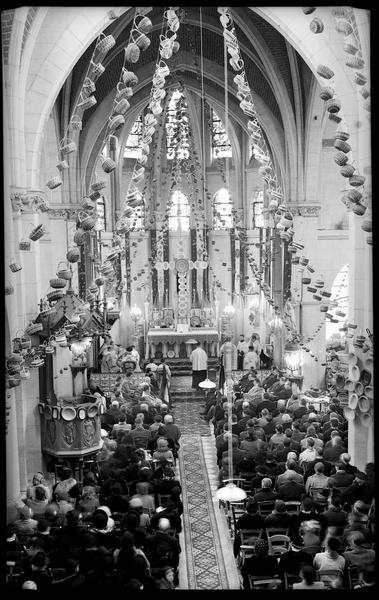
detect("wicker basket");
top-left (80, 197), bottom-right (96, 211)
top-left (349, 174), bottom-right (365, 187)
top-left (101, 157), bottom-right (116, 173)
top-left (302, 7), bottom-right (316, 14)
top-left (329, 113), bottom-right (342, 124)
top-left (116, 218), bottom-right (130, 233)
top-left (326, 97), bottom-right (341, 113)
top-left (334, 139), bottom-right (351, 153)
top-left (78, 211), bottom-right (96, 231)
top-left (88, 283), bottom-right (99, 294)
top-left (109, 114), bottom-right (125, 132)
top-left (340, 164), bottom-right (355, 178)
top-left (336, 19), bottom-right (353, 36)
top-left (334, 130), bottom-right (350, 142)
top-left (114, 98), bottom-right (130, 115)
top-left (56, 160), bottom-right (69, 172)
top-left (19, 239), bottom-right (31, 251)
top-left (91, 180), bottom-right (107, 192)
top-left (29, 224), bottom-right (46, 241)
top-left (100, 261), bottom-right (114, 276)
top-left (47, 289), bottom-right (64, 303)
top-left (40, 306), bottom-right (57, 317)
top-left (360, 87), bottom-right (370, 99)
top-left (73, 228), bottom-right (86, 245)
top-left (83, 77), bottom-right (96, 95)
top-left (66, 247), bottom-right (80, 263)
top-left (115, 83), bottom-right (133, 102)
top-left (57, 262), bottom-right (72, 280)
top-left (25, 322), bottom-right (43, 335)
top-left (346, 189), bottom-right (363, 203)
top-left (136, 15), bottom-right (153, 33)
top-left (345, 56), bottom-right (365, 69)
top-left (95, 33), bottom-right (116, 61)
top-left (125, 42), bottom-right (140, 63)
top-left (5, 284), bottom-right (14, 295)
top-left (69, 115), bottom-right (83, 131)
top-left (334, 151), bottom-right (349, 166)
top-left (78, 95), bottom-right (97, 110)
top-left (360, 219), bottom-right (371, 232)
top-left (89, 190), bottom-right (101, 201)
top-left (352, 203), bottom-right (366, 216)
top-left (331, 7), bottom-right (350, 18)
top-left (316, 64), bottom-right (334, 79)
top-left (90, 61), bottom-right (105, 82)
top-left (353, 72), bottom-right (367, 86)
top-left (132, 30), bottom-right (151, 51)
top-left (50, 277), bottom-right (67, 289)
top-left (310, 17), bottom-right (324, 33)
top-left (343, 42), bottom-right (358, 55)
top-left (319, 86), bottom-right (334, 100)
top-left (366, 234), bottom-right (372, 245)
top-left (122, 69), bottom-right (138, 87)
top-left (59, 139), bottom-right (77, 155)
top-left (95, 276), bottom-right (106, 286)
top-left (46, 176), bottom-right (62, 190)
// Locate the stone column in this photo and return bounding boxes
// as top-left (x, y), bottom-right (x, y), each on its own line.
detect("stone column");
top-left (300, 300), bottom-right (326, 390)
top-left (6, 390), bottom-right (22, 507)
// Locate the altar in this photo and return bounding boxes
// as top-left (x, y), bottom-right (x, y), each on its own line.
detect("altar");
top-left (147, 328), bottom-right (219, 359)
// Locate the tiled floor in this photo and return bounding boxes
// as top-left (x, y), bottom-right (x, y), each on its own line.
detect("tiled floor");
top-left (172, 376), bottom-right (241, 590)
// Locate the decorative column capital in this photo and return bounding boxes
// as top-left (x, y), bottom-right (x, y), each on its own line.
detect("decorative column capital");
top-left (47, 205), bottom-right (81, 220)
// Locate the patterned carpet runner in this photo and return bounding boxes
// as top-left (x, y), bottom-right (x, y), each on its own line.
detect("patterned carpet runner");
top-left (171, 376), bottom-right (240, 590)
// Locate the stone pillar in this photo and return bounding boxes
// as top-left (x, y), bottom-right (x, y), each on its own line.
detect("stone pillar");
top-left (300, 300), bottom-right (326, 390)
top-left (6, 390), bottom-right (22, 506)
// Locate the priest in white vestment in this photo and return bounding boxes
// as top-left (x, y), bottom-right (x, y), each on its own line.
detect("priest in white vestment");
top-left (190, 342), bottom-right (208, 390)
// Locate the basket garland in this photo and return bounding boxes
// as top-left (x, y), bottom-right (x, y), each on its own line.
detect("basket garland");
top-left (316, 64), bottom-right (334, 79)
top-left (91, 180), bottom-right (107, 192)
top-left (334, 151), bottom-right (349, 166)
top-left (345, 56), bottom-right (365, 70)
top-left (334, 139), bottom-right (351, 153)
top-left (340, 164), bottom-right (355, 178)
top-left (9, 260), bottom-right (22, 273)
top-left (349, 174), bottom-right (365, 187)
top-left (46, 290), bottom-right (64, 303)
top-left (73, 229), bottom-right (87, 245)
top-left (46, 176), bottom-right (63, 190)
top-left (5, 284), bottom-right (14, 295)
top-left (78, 211), bottom-right (96, 231)
top-left (25, 322), bottom-right (43, 336)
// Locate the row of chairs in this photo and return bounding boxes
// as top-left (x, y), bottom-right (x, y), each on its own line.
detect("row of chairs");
top-left (248, 568), bottom-right (353, 590)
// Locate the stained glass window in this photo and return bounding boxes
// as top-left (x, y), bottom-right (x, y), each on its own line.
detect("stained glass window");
top-left (211, 109), bottom-right (232, 159)
top-left (124, 114), bottom-right (143, 158)
top-left (169, 190), bottom-right (190, 231)
top-left (213, 187), bottom-right (233, 229)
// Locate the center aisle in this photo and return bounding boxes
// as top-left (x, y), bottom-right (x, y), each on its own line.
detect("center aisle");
top-left (170, 376), bottom-right (241, 590)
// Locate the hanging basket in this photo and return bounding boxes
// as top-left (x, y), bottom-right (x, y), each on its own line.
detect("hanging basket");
top-left (49, 277), bottom-right (67, 289)
top-left (101, 157), bottom-right (116, 173)
top-left (95, 275), bottom-right (106, 286)
top-left (59, 138), bottom-right (77, 155)
top-left (40, 305), bottom-right (57, 317)
top-left (89, 61), bottom-right (105, 82)
top-left (73, 228), bottom-right (87, 245)
top-left (131, 29), bottom-right (151, 51)
top-left (114, 98), bottom-right (130, 115)
top-left (80, 197), bottom-right (96, 211)
top-left (302, 7), bottom-right (316, 14)
top-left (100, 261), bottom-right (114, 276)
top-left (29, 224), bottom-right (46, 241)
top-left (336, 19), bottom-right (353, 36)
top-left (352, 203), bottom-right (366, 216)
top-left (319, 86), bottom-right (334, 100)
top-left (345, 56), bottom-right (365, 69)
top-left (349, 174), bottom-right (365, 187)
top-left (5, 284), bottom-right (14, 295)
top-left (116, 218), bottom-right (129, 234)
top-left (361, 219), bottom-right (372, 232)
top-left (135, 15), bottom-right (153, 34)
top-left (69, 115), bottom-right (83, 131)
top-left (310, 17), bottom-right (324, 33)
top-left (89, 190), bottom-right (101, 201)
top-left (88, 282), bottom-right (98, 294)
top-left (316, 64), bottom-right (334, 79)
top-left (25, 322), bottom-right (43, 336)
top-left (335, 130), bottom-right (350, 142)
top-left (334, 151), bottom-right (349, 166)
top-left (329, 113), bottom-right (342, 124)
top-left (346, 188), bottom-right (363, 203)
top-left (19, 236), bottom-right (32, 251)
top-left (326, 97), bottom-right (341, 113)
top-left (354, 72), bottom-right (368, 86)
top-left (125, 42), bottom-right (140, 63)
top-left (340, 164), bottom-right (355, 178)
top-left (78, 95), bottom-right (97, 111)
top-left (83, 77), bottom-right (96, 96)
top-left (47, 289), bottom-right (64, 303)
top-left (344, 42), bottom-right (358, 55)
top-left (56, 262), bottom-right (72, 280)
top-left (109, 114), bottom-right (125, 132)
top-left (122, 69), bottom-right (138, 87)
top-left (366, 234), bottom-right (372, 245)
top-left (66, 247), bottom-right (80, 263)
top-left (46, 176), bottom-right (62, 190)
top-left (78, 211), bottom-right (96, 231)
top-left (334, 139), bottom-right (351, 153)
top-left (95, 33), bottom-right (116, 61)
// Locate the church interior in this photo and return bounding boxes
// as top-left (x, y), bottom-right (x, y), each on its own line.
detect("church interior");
top-left (4, 6), bottom-right (374, 592)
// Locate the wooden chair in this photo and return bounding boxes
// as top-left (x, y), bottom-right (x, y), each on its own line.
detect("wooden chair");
top-left (315, 569), bottom-right (344, 589)
top-left (239, 528), bottom-right (262, 563)
top-left (157, 493), bottom-right (172, 506)
top-left (284, 500), bottom-right (301, 514)
top-left (248, 575), bottom-right (281, 590)
top-left (266, 533), bottom-right (291, 556)
top-left (265, 526), bottom-right (290, 537)
top-left (231, 501), bottom-right (247, 532)
top-left (283, 571), bottom-right (302, 590)
top-left (302, 543), bottom-right (322, 557)
top-left (257, 500), bottom-right (275, 516)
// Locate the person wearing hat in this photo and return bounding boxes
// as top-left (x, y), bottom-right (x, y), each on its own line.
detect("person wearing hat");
top-left (277, 533), bottom-right (313, 586)
top-left (241, 538), bottom-right (280, 590)
top-left (264, 499), bottom-right (295, 530)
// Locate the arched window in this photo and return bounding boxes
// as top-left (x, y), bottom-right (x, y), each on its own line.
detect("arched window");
top-left (124, 114), bottom-right (143, 158)
top-left (211, 108), bottom-right (232, 159)
top-left (213, 187), bottom-right (233, 229)
top-left (325, 263), bottom-right (349, 346)
top-left (166, 89), bottom-right (189, 161)
top-left (129, 191), bottom-right (145, 231)
top-left (169, 190), bottom-right (190, 231)
top-left (251, 189), bottom-right (264, 228)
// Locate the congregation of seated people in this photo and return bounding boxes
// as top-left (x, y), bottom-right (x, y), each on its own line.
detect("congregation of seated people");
top-left (6, 368), bottom-right (183, 592)
top-left (203, 366), bottom-right (375, 590)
